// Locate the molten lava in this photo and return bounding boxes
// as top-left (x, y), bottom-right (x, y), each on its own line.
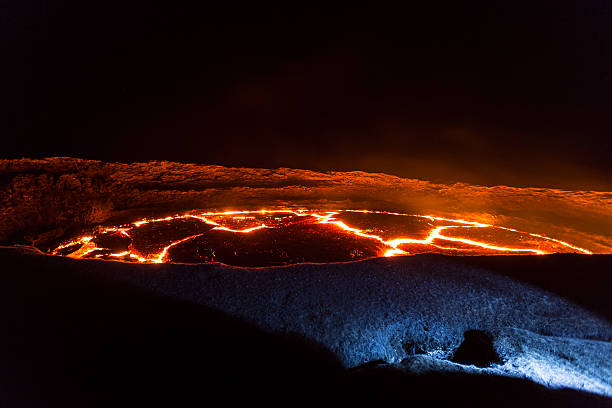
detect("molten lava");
top-left (50, 209), bottom-right (592, 267)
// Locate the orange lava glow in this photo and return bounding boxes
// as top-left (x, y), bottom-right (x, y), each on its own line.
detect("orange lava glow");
top-left (50, 209), bottom-right (592, 265)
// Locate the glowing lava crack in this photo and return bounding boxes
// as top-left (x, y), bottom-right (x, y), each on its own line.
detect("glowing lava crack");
top-left (50, 210), bottom-right (592, 267)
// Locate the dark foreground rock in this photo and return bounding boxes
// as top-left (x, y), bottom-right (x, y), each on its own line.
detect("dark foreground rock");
top-left (0, 248), bottom-right (610, 407)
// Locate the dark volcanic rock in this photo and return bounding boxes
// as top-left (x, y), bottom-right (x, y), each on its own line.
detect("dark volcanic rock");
top-left (350, 359), bottom-right (389, 371)
top-left (452, 330), bottom-right (502, 368)
top-left (167, 222), bottom-right (385, 266)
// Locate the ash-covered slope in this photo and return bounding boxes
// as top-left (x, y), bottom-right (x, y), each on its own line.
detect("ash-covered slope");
top-left (1, 157), bottom-right (611, 253)
top-left (2, 247), bottom-right (610, 398)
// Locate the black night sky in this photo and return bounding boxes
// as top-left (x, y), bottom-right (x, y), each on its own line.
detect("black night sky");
top-left (3, 2), bottom-right (611, 189)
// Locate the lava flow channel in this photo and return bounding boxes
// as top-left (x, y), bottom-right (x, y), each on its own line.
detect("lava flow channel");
top-left (50, 209), bottom-right (592, 267)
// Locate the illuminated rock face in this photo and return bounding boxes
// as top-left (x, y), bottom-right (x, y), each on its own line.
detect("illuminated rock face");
top-left (51, 209), bottom-right (591, 267)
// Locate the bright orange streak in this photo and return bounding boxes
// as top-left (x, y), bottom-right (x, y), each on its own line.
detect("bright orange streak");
top-left (515, 230), bottom-right (591, 255)
top-left (313, 211), bottom-right (392, 246)
top-left (108, 251), bottom-right (130, 257)
top-left (150, 233), bottom-right (204, 263)
top-left (100, 227), bottom-right (132, 237)
top-left (185, 214), bottom-right (269, 233)
top-left (383, 248), bottom-right (407, 257)
top-left (317, 215), bottom-right (544, 256)
top-left (50, 208), bottom-right (593, 263)
top-left (402, 226), bottom-right (546, 255)
top-left (52, 236), bottom-right (100, 258)
top-left (52, 235), bottom-right (94, 252)
top-left (133, 216), bottom-right (176, 227)
top-left (344, 209), bottom-right (592, 254)
top-left (212, 224), bottom-right (267, 233)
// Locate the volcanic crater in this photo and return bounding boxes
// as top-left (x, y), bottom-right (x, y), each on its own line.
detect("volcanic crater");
top-left (51, 209), bottom-right (592, 267)
top-left (1, 158), bottom-right (611, 405)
